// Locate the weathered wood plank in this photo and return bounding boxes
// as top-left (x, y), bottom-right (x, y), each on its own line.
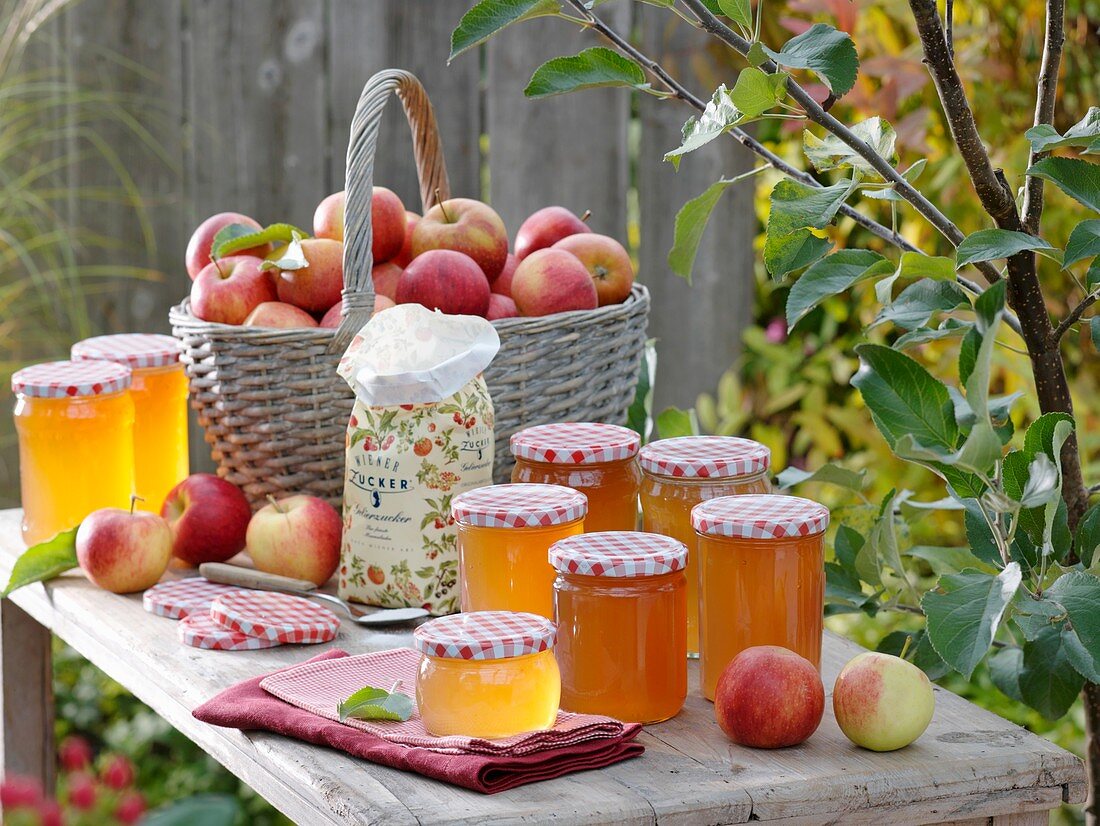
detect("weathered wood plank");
top-left (636, 7), bottom-right (757, 414)
top-left (0, 599), bottom-right (55, 790)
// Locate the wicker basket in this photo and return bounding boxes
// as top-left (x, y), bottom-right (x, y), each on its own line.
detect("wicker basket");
top-left (171, 69), bottom-right (650, 508)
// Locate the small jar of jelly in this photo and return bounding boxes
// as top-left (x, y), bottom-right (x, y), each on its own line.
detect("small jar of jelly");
top-left (414, 610), bottom-right (560, 739)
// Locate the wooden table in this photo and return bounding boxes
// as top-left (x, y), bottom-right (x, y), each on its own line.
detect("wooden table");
top-left (0, 509), bottom-right (1085, 824)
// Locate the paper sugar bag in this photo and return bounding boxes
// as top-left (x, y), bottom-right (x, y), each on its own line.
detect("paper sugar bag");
top-left (337, 305), bottom-right (499, 615)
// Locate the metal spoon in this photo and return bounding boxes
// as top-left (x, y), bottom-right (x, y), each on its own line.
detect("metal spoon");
top-left (199, 563), bottom-right (429, 626)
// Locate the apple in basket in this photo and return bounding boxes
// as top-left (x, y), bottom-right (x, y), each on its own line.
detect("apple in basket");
top-left (275, 238), bottom-right (344, 313)
top-left (314, 188), bottom-right (406, 263)
top-left (76, 504), bottom-right (172, 593)
top-left (491, 253), bottom-right (518, 298)
top-left (393, 210), bottom-right (420, 268)
top-left (552, 233), bottom-right (635, 306)
top-left (319, 295), bottom-right (394, 328)
top-left (510, 248), bottom-right (598, 317)
top-left (246, 495), bottom-right (342, 586)
top-left (185, 211), bottom-right (270, 280)
top-left (190, 255), bottom-right (277, 325)
top-left (396, 249), bottom-right (491, 317)
top-left (244, 301), bottom-right (318, 329)
top-left (486, 293), bottom-right (519, 321)
top-left (411, 197), bottom-right (508, 281)
top-left (372, 261), bottom-right (403, 301)
top-left (161, 474), bottom-right (253, 566)
top-left (514, 206), bottom-right (591, 261)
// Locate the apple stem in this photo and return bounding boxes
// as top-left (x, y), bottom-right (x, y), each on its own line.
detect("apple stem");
top-left (266, 494), bottom-right (287, 514)
top-left (129, 494), bottom-right (144, 515)
top-left (213, 256), bottom-right (227, 278)
top-left (389, 680), bottom-right (402, 695)
top-left (580, 209), bottom-right (592, 224)
top-left (434, 190), bottom-right (452, 223)
top-left (899, 634), bottom-right (913, 661)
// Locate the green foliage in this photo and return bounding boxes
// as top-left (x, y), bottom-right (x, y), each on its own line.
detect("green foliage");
top-left (1027, 157), bottom-right (1100, 213)
top-left (338, 684), bottom-right (415, 722)
top-left (955, 228), bottom-right (1057, 268)
top-left (803, 117), bottom-right (897, 179)
top-left (211, 223), bottom-right (306, 260)
top-left (449, 0), bottom-right (557, 60)
top-left (760, 23), bottom-right (859, 97)
top-left (2, 527), bottom-right (77, 596)
top-left (524, 47), bottom-right (648, 98)
top-left (785, 250), bottom-right (890, 327)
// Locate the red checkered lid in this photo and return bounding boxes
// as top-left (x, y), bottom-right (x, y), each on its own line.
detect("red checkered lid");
top-left (451, 484), bottom-right (587, 528)
top-left (510, 422), bottom-right (641, 465)
top-left (11, 359), bottom-right (131, 399)
top-left (549, 531), bottom-right (687, 577)
top-left (143, 577), bottom-right (242, 620)
top-left (691, 494), bottom-right (830, 539)
top-left (178, 613), bottom-right (284, 651)
top-left (414, 611), bottom-right (556, 660)
top-left (638, 436), bottom-right (771, 478)
top-left (72, 333), bottom-right (180, 369)
top-left (210, 591), bottom-right (340, 644)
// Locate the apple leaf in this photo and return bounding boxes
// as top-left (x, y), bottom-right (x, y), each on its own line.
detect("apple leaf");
top-left (338, 683), bottom-right (415, 722)
top-left (763, 178), bottom-right (852, 278)
top-left (524, 47), bottom-right (648, 99)
top-left (728, 67), bottom-right (788, 118)
top-left (1063, 220), bottom-right (1100, 270)
top-left (259, 232), bottom-right (308, 272)
top-left (872, 278), bottom-right (970, 331)
top-left (1019, 622), bottom-right (1086, 719)
top-left (1077, 503), bottom-right (1100, 569)
top-left (717, 0), bottom-right (752, 29)
top-left (212, 223), bottom-right (308, 261)
top-left (775, 462), bottom-right (866, 492)
top-left (1027, 157), bottom-right (1100, 213)
top-left (665, 85), bottom-right (748, 166)
top-left (449, 0), bottom-right (558, 61)
top-left (955, 228), bottom-right (1057, 269)
top-left (656, 406), bottom-right (699, 438)
top-left (762, 23), bottom-right (859, 97)
top-left (803, 117), bottom-right (897, 180)
top-left (3, 527), bottom-right (79, 598)
top-left (785, 249), bottom-right (891, 327)
top-left (668, 168), bottom-right (762, 281)
top-left (1025, 107), bottom-right (1100, 153)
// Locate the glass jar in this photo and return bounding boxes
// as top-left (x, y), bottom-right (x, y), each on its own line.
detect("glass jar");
top-left (692, 493), bottom-right (829, 701)
top-left (12, 360), bottom-right (135, 545)
top-left (414, 610), bottom-right (560, 738)
top-left (510, 422), bottom-right (641, 532)
top-left (638, 436), bottom-right (771, 654)
top-left (551, 531), bottom-right (687, 723)
top-left (452, 483), bottom-right (587, 619)
top-left (72, 334), bottom-right (189, 512)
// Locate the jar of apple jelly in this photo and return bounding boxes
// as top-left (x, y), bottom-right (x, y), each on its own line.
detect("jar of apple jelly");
top-left (12, 360), bottom-right (135, 545)
top-left (691, 494), bottom-right (829, 701)
top-left (638, 436), bottom-right (771, 655)
top-left (414, 610), bottom-right (560, 739)
top-left (510, 422), bottom-right (641, 532)
top-left (550, 531), bottom-right (687, 723)
top-left (452, 483), bottom-right (587, 620)
top-left (71, 334), bottom-right (189, 512)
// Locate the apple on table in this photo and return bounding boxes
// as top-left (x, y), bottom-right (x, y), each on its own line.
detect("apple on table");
top-left (190, 256), bottom-right (277, 325)
top-left (411, 197), bottom-right (508, 282)
top-left (832, 651), bottom-right (935, 751)
top-left (76, 502), bottom-right (172, 593)
top-left (185, 212), bottom-right (270, 280)
top-left (161, 474), bottom-right (253, 566)
top-left (246, 495), bottom-right (342, 587)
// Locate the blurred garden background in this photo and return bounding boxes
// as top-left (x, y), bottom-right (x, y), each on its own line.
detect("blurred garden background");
top-left (1, 0), bottom-right (1098, 821)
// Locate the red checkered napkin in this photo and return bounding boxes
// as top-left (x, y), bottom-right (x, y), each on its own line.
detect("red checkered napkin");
top-left (179, 613), bottom-right (283, 651)
top-left (451, 483), bottom-right (588, 528)
top-left (691, 493), bottom-right (830, 539)
top-left (210, 591), bottom-right (340, 644)
top-left (510, 422), bottom-right (640, 465)
top-left (259, 648), bottom-right (629, 756)
top-left (143, 578), bottom-right (243, 619)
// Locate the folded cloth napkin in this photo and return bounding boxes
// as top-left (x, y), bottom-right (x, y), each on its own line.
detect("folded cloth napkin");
top-left (193, 649), bottom-right (643, 794)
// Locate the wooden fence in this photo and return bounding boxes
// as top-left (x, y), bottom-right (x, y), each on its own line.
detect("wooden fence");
top-left (0, 0), bottom-right (755, 506)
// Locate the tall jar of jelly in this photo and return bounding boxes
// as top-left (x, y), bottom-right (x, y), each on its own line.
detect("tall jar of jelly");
top-left (551, 531), bottom-right (687, 723)
top-left (452, 483), bottom-right (587, 620)
top-left (638, 436), bottom-right (771, 655)
top-left (71, 334), bottom-right (189, 512)
top-left (414, 610), bottom-right (560, 738)
top-left (510, 422), bottom-right (641, 532)
top-left (12, 360), bottom-right (135, 545)
top-left (692, 494), bottom-right (829, 701)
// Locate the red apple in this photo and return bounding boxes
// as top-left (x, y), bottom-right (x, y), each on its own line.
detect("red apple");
top-left (552, 233), bottom-right (635, 306)
top-left (312, 191), bottom-right (345, 242)
top-left (246, 495), bottom-right (342, 586)
top-left (371, 187), bottom-right (407, 263)
top-left (833, 652), bottom-right (935, 751)
top-left (276, 238), bottom-right (344, 313)
top-left (161, 474), bottom-right (252, 566)
top-left (492, 253), bottom-right (518, 297)
top-left (374, 295), bottom-right (396, 313)
top-left (411, 198), bottom-right (508, 281)
top-left (396, 249), bottom-right (490, 316)
top-left (393, 211), bottom-right (420, 268)
top-left (486, 293), bottom-right (519, 321)
top-left (714, 646), bottom-right (824, 749)
top-left (514, 206), bottom-right (591, 261)
top-left (190, 256), bottom-right (277, 325)
top-left (75, 506), bottom-right (172, 593)
top-left (185, 212), bottom-right (269, 280)
top-left (372, 261), bottom-right (403, 301)
top-left (319, 294), bottom-right (393, 329)
top-left (510, 249), bottom-right (598, 316)
top-left (244, 301), bottom-right (318, 329)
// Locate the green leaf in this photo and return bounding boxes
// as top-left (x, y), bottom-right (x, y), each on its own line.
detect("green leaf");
top-left (259, 232), bottom-right (308, 272)
top-left (876, 630), bottom-right (951, 680)
top-left (1088, 259), bottom-right (1100, 292)
top-left (3, 527), bottom-right (78, 597)
top-left (908, 544), bottom-right (995, 576)
top-left (955, 228), bottom-right (1056, 269)
top-left (717, 0), bottom-right (752, 28)
top-left (449, 0), bottom-right (558, 60)
top-left (868, 489), bottom-right (907, 583)
top-left (729, 67), bottom-right (788, 118)
top-left (988, 646), bottom-right (1024, 703)
top-left (668, 171), bottom-right (759, 281)
top-left (1018, 622), bottom-right (1086, 719)
top-left (1027, 157), bottom-right (1100, 213)
top-left (626, 338), bottom-right (656, 441)
top-left (144, 795), bottom-right (241, 826)
top-left (764, 178), bottom-right (852, 278)
top-left (746, 41), bottom-right (769, 68)
top-left (765, 229), bottom-right (832, 279)
top-left (212, 222), bottom-right (307, 261)
top-left (803, 117), bottom-right (897, 180)
top-left (524, 47), bottom-right (648, 98)
top-left (1063, 220), bottom-right (1100, 269)
top-left (893, 319), bottom-right (972, 349)
top-left (1045, 571), bottom-right (1100, 682)
top-left (1023, 412), bottom-right (1075, 463)
top-left (1077, 504), bottom-right (1100, 568)
top-left (775, 462), bottom-right (866, 492)
top-left (665, 85), bottom-right (748, 164)
top-left (825, 562), bottom-right (870, 608)
top-left (852, 343), bottom-right (958, 453)
top-left (656, 406), bottom-right (699, 438)
top-left (922, 563), bottom-right (1022, 679)
top-left (338, 684), bottom-right (415, 722)
top-left (762, 23), bottom-right (859, 97)
top-left (873, 278), bottom-right (970, 331)
top-left (833, 524), bottom-right (865, 581)
top-left (786, 250), bottom-right (891, 327)
top-left (862, 160), bottom-right (927, 201)
top-left (1025, 107), bottom-right (1100, 153)
top-left (1092, 317), bottom-right (1100, 351)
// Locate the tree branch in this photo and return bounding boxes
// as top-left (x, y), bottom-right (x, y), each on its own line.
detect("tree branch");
top-left (944, 0), bottom-right (954, 58)
top-left (1052, 292), bottom-right (1099, 343)
top-left (1021, 0), bottom-right (1066, 234)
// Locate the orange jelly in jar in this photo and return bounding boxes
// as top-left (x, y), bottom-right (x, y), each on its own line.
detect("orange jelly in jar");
top-left (551, 531), bottom-right (687, 723)
top-left (12, 360), bottom-right (135, 545)
top-left (453, 483), bottom-right (587, 620)
top-left (638, 436), bottom-right (771, 655)
top-left (414, 611), bottom-right (560, 738)
top-left (510, 422), bottom-right (641, 532)
top-left (692, 494), bottom-right (828, 700)
top-left (72, 334), bottom-right (189, 512)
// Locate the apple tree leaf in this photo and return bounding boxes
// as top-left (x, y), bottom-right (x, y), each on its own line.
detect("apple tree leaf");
top-left (1027, 157), bottom-right (1100, 213)
top-left (524, 47), bottom-right (648, 99)
top-left (2, 527), bottom-right (79, 597)
top-left (338, 683), bottom-right (415, 722)
top-left (449, 0), bottom-right (558, 61)
top-left (762, 23), bottom-right (858, 97)
top-left (803, 117), bottom-right (897, 180)
top-left (955, 228), bottom-right (1057, 269)
top-left (785, 249), bottom-right (891, 327)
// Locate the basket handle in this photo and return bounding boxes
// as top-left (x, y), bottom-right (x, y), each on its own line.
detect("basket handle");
top-left (329, 69), bottom-right (452, 353)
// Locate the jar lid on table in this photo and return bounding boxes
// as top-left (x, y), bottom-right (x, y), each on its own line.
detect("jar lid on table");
top-left (691, 494), bottom-right (830, 539)
top-left (549, 531), bottom-right (687, 577)
top-left (414, 610), bottom-right (557, 660)
top-left (638, 435), bottom-right (771, 479)
top-left (510, 422), bottom-right (641, 465)
top-left (71, 333), bottom-right (181, 369)
top-left (12, 359), bottom-right (132, 398)
top-left (451, 483), bottom-right (587, 528)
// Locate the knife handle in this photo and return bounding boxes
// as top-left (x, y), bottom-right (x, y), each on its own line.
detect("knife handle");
top-left (199, 563), bottom-right (317, 594)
